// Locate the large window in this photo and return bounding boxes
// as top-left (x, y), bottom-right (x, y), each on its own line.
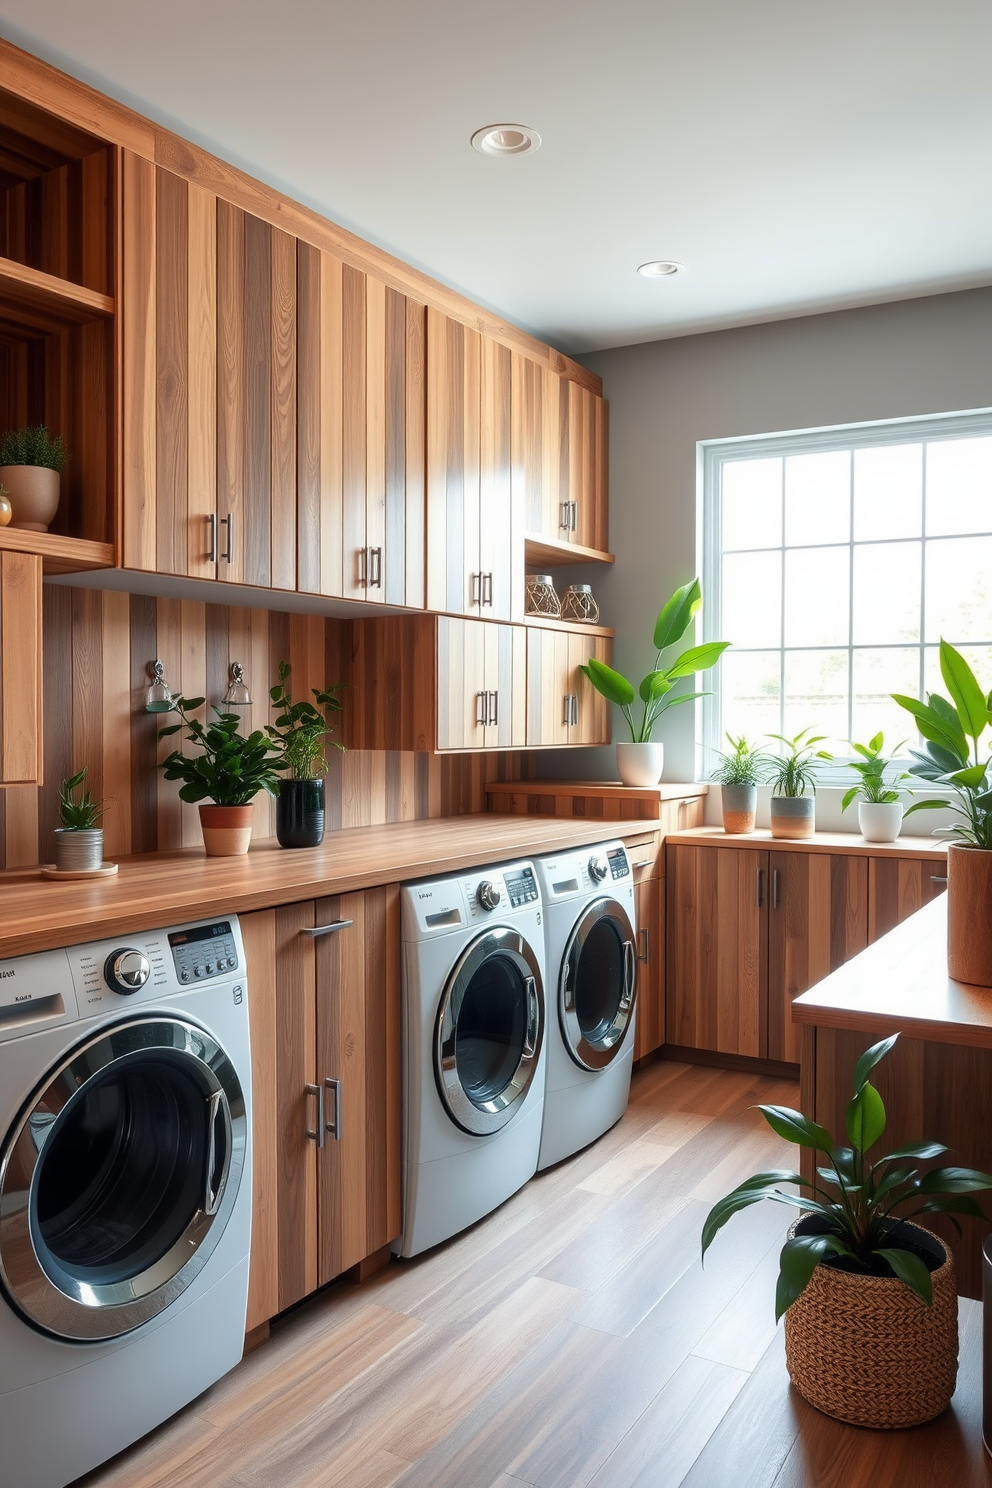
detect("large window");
top-left (700, 411), bottom-right (992, 773)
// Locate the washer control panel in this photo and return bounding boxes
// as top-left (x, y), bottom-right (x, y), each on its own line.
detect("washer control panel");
top-left (168, 920), bottom-right (239, 984)
top-left (606, 846), bottom-right (631, 880)
top-left (504, 866), bottom-right (539, 908)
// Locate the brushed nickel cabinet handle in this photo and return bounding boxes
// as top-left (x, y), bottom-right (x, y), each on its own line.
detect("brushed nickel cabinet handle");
top-left (638, 927), bottom-right (650, 963)
top-left (756, 868), bottom-right (765, 907)
top-left (569, 500), bottom-right (578, 532)
top-left (301, 919), bottom-right (354, 938)
top-left (477, 691), bottom-right (488, 726)
top-left (570, 694), bottom-right (579, 726)
top-left (771, 868), bottom-right (781, 909)
top-left (471, 572), bottom-right (481, 606)
top-left (559, 501), bottom-right (570, 533)
top-left (207, 512), bottom-right (217, 564)
top-left (304, 1082), bottom-right (325, 1148)
top-left (930, 875), bottom-right (948, 884)
top-left (563, 694), bottom-right (571, 726)
top-left (482, 572), bottom-right (493, 606)
top-left (370, 547), bottom-right (383, 588)
top-left (487, 690), bottom-right (499, 727)
top-left (324, 1077), bottom-right (341, 1141)
top-left (220, 512), bottom-right (233, 564)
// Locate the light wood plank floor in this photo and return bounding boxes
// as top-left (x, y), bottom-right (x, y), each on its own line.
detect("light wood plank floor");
top-left (71, 1060), bottom-right (990, 1488)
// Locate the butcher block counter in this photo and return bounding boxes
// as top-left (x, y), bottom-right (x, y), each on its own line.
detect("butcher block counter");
top-left (0, 812), bottom-right (657, 960)
top-left (794, 895), bottom-right (992, 1297)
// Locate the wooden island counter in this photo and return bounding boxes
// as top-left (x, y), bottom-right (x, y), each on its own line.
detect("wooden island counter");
top-left (794, 894), bottom-right (992, 1297)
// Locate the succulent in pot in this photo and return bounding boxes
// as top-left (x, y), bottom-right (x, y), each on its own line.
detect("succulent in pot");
top-left (893, 639), bottom-right (992, 985)
top-left (702, 1033), bottom-right (992, 1428)
top-left (264, 662), bottom-right (345, 849)
top-left (580, 578), bottom-right (728, 787)
top-left (0, 424), bottom-right (69, 533)
top-left (159, 697), bottom-right (283, 856)
top-left (766, 728), bottom-right (831, 839)
top-left (840, 731), bottom-right (909, 843)
top-left (54, 766), bottom-right (105, 872)
top-left (710, 734), bottom-right (766, 834)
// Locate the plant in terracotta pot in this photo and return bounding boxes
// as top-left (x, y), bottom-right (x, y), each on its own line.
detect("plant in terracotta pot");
top-left (767, 728), bottom-right (831, 839)
top-left (702, 1033), bottom-right (992, 1428)
top-left (710, 734), bottom-right (767, 833)
top-left (0, 425), bottom-right (69, 533)
top-left (581, 578), bottom-right (728, 787)
top-left (54, 766), bottom-right (105, 872)
top-left (893, 639), bottom-right (992, 985)
top-left (264, 662), bottom-right (345, 849)
top-left (159, 697), bottom-right (283, 856)
top-left (841, 732), bottom-right (910, 844)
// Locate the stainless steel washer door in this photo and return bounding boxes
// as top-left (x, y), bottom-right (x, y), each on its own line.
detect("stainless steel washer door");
top-left (560, 898), bottom-right (636, 1071)
top-left (434, 927), bottom-right (544, 1136)
top-left (0, 1014), bottom-right (247, 1341)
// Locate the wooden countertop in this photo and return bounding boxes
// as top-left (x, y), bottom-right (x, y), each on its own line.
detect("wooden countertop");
top-left (486, 780), bottom-right (708, 799)
top-left (793, 896), bottom-right (992, 1049)
top-left (667, 826), bottom-right (948, 860)
top-left (0, 814), bottom-right (658, 960)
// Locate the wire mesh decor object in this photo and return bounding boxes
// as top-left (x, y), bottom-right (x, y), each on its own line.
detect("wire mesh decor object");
top-left (524, 573), bottom-right (561, 618)
top-left (560, 584), bottom-right (600, 624)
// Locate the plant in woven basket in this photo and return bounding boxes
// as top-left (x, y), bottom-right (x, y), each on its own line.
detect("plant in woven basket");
top-left (701, 1033), bottom-right (992, 1322)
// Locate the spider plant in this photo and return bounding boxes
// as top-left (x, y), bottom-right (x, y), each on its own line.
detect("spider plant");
top-left (766, 728), bottom-right (831, 797)
top-left (894, 640), bottom-right (992, 848)
top-left (710, 734), bottom-right (768, 787)
top-left (841, 732), bottom-right (910, 811)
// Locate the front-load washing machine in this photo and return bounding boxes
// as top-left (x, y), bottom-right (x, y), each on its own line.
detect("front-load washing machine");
top-left (397, 860), bottom-right (546, 1257)
top-left (0, 915), bottom-right (252, 1488)
top-left (534, 841), bottom-right (637, 1170)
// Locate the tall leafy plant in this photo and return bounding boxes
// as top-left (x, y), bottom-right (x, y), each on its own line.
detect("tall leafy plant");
top-left (580, 579), bottom-right (728, 743)
top-left (841, 732), bottom-right (909, 811)
top-left (265, 662), bottom-right (345, 779)
top-left (894, 640), bottom-right (992, 848)
top-left (159, 698), bottom-right (284, 806)
top-left (767, 728), bottom-right (831, 797)
top-left (702, 1034), bottom-right (992, 1321)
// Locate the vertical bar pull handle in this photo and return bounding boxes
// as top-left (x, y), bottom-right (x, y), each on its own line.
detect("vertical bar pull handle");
top-left (471, 572), bottom-right (480, 606)
top-left (477, 691), bottom-right (488, 726)
top-left (482, 572), bottom-right (493, 607)
top-left (570, 695), bottom-right (579, 726)
top-left (305, 1082), bottom-right (325, 1148)
top-left (487, 690), bottom-right (499, 727)
top-left (570, 500), bottom-right (578, 531)
top-left (559, 501), bottom-right (570, 533)
top-left (207, 512), bottom-right (218, 564)
top-left (771, 868), bottom-right (781, 910)
top-left (756, 868), bottom-right (765, 907)
top-left (220, 512), bottom-right (233, 564)
top-left (324, 1078), bottom-right (341, 1141)
top-left (370, 547), bottom-right (383, 588)
top-left (358, 547), bottom-right (368, 587)
top-left (563, 694), bottom-right (571, 726)
top-left (638, 927), bottom-right (650, 963)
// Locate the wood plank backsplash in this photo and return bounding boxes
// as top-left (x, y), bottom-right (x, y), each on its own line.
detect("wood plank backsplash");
top-left (0, 585), bottom-right (530, 869)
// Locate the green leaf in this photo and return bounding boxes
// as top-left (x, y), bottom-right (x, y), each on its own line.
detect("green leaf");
top-left (875, 1247), bottom-right (932, 1307)
top-left (701, 1184), bottom-right (783, 1256)
top-left (653, 578), bottom-right (701, 652)
top-left (664, 641), bottom-right (730, 681)
top-left (879, 1140), bottom-right (949, 1163)
top-left (852, 1034), bottom-right (898, 1094)
top-left (840, 786), bottom-right (859, 812)
top-left (914, 1194), bottom-right (988, 1222)
top-left (917, 1166), bottom-right (992, 1194)
top-left (581, 658), bottom-right (636, 707)
top-left (758, 1105), bottom-right (834, 1151)
top-left (659, 689), bottom-right (709, 709)
top-left (903, 798), bottom-right (955, 817)
top-left (946, 764), bottom-right (989, 788)
top-left (940, 640), bottom-right (989, 741)
top-left (638, 670), bottom-right (674, 703)
top-left (846, 1081), bottom-right (886, 1153)
top-left (775, 1234), bottom-right (849, 1322)
top-left (891, 694), bottom-right (968, 762)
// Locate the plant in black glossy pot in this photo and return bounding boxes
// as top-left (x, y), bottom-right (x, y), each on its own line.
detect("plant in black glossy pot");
top-left (701, 1033), bottom-right (992, 1428)
top-left (265, 662), bottom-right (345, 849)
top-left (159, 698), bottom-right (283, 856)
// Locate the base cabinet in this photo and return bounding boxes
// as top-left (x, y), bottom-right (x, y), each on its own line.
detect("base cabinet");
top-left (0, 552), bottom-right (42, 786)
top-left (242, 887), bottom-right (401, 1330)
top-left (632, 870), bottom-right (664, 1062)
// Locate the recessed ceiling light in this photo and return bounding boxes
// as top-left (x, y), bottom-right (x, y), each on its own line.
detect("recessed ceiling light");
top-left (471, 123), bottom-right (541, 157)
top-left (637, 260), bottom-right (685, 278)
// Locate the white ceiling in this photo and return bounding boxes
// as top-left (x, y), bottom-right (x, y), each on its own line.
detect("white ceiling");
top-left (3, 0), bottom-right (992, 353)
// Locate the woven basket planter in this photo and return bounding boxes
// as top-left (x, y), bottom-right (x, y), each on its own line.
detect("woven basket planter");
top-left (783, 1218), bottom-right (958, 1428)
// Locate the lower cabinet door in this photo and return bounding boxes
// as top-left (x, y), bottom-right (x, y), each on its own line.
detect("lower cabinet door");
top-left (868, 855), bottom-right (947, 942)
top-left (632, 875), bottom-right (664, 1061)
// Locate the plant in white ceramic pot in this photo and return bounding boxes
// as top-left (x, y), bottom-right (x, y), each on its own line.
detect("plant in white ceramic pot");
top-left (710, 734), bottom-right (768, 834)
top-left (159, 697), bottom-right (284, 856)
top-left (893, 640), bottom-right (992, 985)
top-left (840, 733), bottom-right (909, 843)
top-left (0, 424), bottom-right (69, 533)
top-left (766, 729), bottom-right (831, 839)
top-left (581, 578), bottom-right (728, 787)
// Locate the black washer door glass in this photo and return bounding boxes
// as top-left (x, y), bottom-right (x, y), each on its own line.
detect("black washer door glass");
top-left (574, 919), bottom-right (624, 1044)
top-left (33, 1053), bottom-right (216, 1288)
top-left (455, 954), bottom-right (527, 1108)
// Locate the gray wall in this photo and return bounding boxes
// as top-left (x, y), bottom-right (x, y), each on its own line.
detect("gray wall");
top-left (541, 286), bottom-right (992, 816)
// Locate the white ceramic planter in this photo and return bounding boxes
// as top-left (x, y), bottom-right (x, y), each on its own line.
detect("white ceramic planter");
top-left (0, 465), bottom-right (60, 532)
top-left (617, 741), bottom-right (664, 788)
top-left (858, 800), bottom-right (903, 843)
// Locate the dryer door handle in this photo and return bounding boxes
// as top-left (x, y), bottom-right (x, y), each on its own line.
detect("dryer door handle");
top-left (203, 1089), bottom-right (225, 1216)
top-left (523, 976), bottom-right (539, 1057)
top-left (621, 940), bottom-right (636, 1008)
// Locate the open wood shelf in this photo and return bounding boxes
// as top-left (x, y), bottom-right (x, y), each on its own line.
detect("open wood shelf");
top-left (524, 531), bottom-right (615, 568)
top-left (0, 525), bottom-right (114, 574)
top-left (0, 255), bottom-right (114, 331)
top-left (521, 614), bottom-right (614, 638)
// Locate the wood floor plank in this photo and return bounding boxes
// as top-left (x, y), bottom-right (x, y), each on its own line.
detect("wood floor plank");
top-left (691, 1236), bottom-right (784, 1372)
top-left (568, 1196), bottom-right (709, 1337)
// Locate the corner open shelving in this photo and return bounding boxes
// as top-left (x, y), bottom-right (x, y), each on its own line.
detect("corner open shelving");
top-left (524, 531), bottom-right (615, 568)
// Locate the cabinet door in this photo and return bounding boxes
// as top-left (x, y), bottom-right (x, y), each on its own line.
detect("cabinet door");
top-left (569, 633), bottom-right (611, 745)
top-left (526, 625), bottom-right (570, 746)
top-left (426, 310), bottom-right (481, 616)
top-left (633, 874), bottom-right (665, 1061)
top-left (767, 851), bottom-right (868, 1063)
top-left (868, 855), bottom-right (947, 942)
top-left (482, 622), bottom-right (526, 749)
top-left (511, 352), bottom-right (558, 540)
top-left (666, 844), bottom-right (767, 1057)
top-left (479, 336), bottom-right (514, 620)
top-left (0, 552), bottom-right (42, 786)
top-left (567, 380), bottom-right (609, 552)
top-left (314, 889), bottom-right (401, 1284)
top-left (436, 615), bottom-right (488, 750)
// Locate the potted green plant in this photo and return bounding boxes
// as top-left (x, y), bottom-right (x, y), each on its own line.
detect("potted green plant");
top-left (710, 734), bottom-right (766, 833)
top-left (159, 697), bottom-right (283, 856)
top-left (0, 424), bottom-right (69, 533)
top-left (581, 578), bottom-right (728, 787)
top-left (264, 662), bottom-right (345, 849)
top-left (767, 728), bottom-right (831, 839)
top-left (841, 732), bottom-right (910, 843)
top-left (893, 639), bottom-right (992, 985)
top-left (702, 1033), bottom-right (992, 1428)
top-left (53, 767), bottom-right (105, 872)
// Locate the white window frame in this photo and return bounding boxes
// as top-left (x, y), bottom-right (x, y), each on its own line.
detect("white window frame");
top-left (698, 406), bottom-right (992, 782)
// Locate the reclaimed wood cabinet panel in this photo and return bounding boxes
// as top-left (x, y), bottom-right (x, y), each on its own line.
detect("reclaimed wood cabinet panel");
top-left (0, 551), bottom-right (43, 786)
top-left (766, 850), bottom-right (868, 1064)
top-left (566, 378), bottom-right (609, 552)
top-left (633, 872), bottom-right (665, 1061)
top-left (525, 625), bottom-right (612, 747)
top-left (868, 854), bottom-right (947, 943)
top-left (511, 352), bottom-right (558, 541)
top-left (436, 616), bottom-right (526, 751)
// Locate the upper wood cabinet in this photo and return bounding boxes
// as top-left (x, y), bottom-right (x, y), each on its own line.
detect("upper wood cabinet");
top-left (525, 625), bottom-right (611, 747)
top-left (427, 311), bottom-right (518, 621)
top-left (510, 357), bottom-right (609, 555)
top-left (436, 616), bottom-right (526, 751)
top-left (0, 551), bottom-right (42, 786)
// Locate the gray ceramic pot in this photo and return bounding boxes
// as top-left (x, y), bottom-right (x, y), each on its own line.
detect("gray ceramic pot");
top-left (770, 795), bottom-right (815, 840)
top-left (720, 783), bottom-right (757, 834)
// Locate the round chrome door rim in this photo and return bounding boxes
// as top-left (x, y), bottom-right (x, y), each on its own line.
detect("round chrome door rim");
top-left (434, 927), bottom-right (544, 1137)
top-left (0, 1014), bottom-right (246, 1341)
top-left (559, 898), bottom-right (636, 1071)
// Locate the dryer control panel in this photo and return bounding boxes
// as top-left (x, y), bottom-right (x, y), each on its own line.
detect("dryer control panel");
top-left (504, 866), bottom-right (539, 908)
top-left (168, 920), bottom-right (240, 983)
top-left (606, 846), bottom-right (631, 880)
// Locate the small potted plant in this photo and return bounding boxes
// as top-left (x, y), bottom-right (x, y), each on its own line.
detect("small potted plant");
top-left (711, 734), bottom-right (766, 833)
top-left (894, 639), bottom-right (992, 985)
top-left (159, 697), bottom-right (283, 856)
top-left (702, 1033), bottom-right (992, 1428)
top-left (767, 728), bottom-right (831, 839)
top-left (265, 662), bottom-right (345, 849)
top-left (581, 578), bottom-right (728, 787)
top-left (841, 732), bottom-right (909, 843)
top-left (54, 767), bottom-right (105, 872)
top-left (0, 424), bottom-right (69, 533)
